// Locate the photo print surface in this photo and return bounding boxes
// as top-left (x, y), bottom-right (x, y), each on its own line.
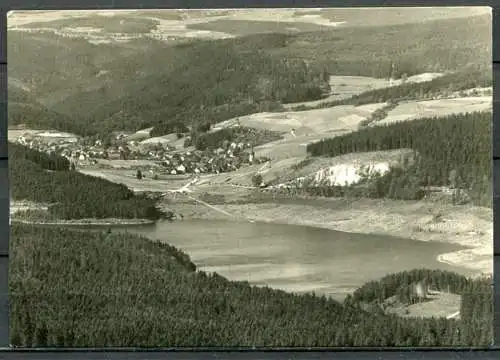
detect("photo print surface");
top-left (6, 7), bottom-right (493, 347)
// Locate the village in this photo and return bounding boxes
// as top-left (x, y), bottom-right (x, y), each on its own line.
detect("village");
top-left (10, 126), bottom-right (271, 178)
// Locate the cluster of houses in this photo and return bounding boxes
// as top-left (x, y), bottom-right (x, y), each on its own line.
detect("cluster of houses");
top-left (154, 145), bottom-right (266, 175)
top-left (13, 131), bottom-right (268, 176)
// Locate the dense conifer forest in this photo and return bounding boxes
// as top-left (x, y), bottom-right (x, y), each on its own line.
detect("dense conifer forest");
top-left (9, 143), bottom-right (163, 220)
top-left (9, 224), bottom-right (492, 347)
top-left (306, 112), bottom-right (492, 207)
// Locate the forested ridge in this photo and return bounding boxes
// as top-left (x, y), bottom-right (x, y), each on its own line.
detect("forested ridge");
top-left (9, 224), bottom-right (492, 347)
top-left (9, 143), bottom-right (164, 220)
top-left (306, 111), bottom-right (492, 207)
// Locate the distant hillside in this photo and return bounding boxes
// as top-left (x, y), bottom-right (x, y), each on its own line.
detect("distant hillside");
top-left (8, 87), bottom-right (81, 134)
top-left (7, 30), bottom-right (161, 105)
top-left (51, 34), bottom-right (329, 137)
top-left (7, 14), bottom-right (491, 137)
top-left (274, 14), bottom-right (491, 78)
top-left (19, 14), bottom-right (160, 34)
top-left (187, 19), bottom-right (333, 36)
top-left (292, 7), bottom-right (490, 28)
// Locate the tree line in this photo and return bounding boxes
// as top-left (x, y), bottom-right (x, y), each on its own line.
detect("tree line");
top-left (9, 224), bottom-right (492, 347)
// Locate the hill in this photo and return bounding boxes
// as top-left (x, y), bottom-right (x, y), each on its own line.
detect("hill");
top-left (7, 30), bottom-right (161, 106)
top-left (9, 224), bottom-right (492, 347)
top-left (50, 34), bottom-right (329, 137)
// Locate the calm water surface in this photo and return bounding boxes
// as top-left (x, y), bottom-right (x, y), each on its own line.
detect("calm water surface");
top-left (122, 219), bottom-right (468, 301)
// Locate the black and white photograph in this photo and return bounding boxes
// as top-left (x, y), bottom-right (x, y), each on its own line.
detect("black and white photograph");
top-left (6, 7), bottom-right (493, 347)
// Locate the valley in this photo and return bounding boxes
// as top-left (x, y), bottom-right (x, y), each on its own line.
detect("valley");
top-left (5, 8), bottom-right (493, 347)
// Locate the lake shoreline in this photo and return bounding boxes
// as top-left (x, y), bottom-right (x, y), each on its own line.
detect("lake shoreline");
top-left (161, 197), bottom-right (492, 276)
top-left (10, 195), bottom-right (491, 276)
top-left (11, 218), bottom-right (156, 226)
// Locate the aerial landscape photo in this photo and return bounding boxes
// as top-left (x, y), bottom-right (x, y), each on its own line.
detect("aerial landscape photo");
top-left (6, 7), bottom-right (493, 347)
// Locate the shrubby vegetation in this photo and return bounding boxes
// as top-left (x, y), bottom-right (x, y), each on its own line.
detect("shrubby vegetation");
top-left (307, 112), bottom-right (492, 207)
top-left (9, 143), bottom-right (164, 220)
top-left (9, 224), bottom-right (492, 347)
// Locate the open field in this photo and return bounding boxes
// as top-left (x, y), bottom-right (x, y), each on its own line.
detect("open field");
top-left (93, 159), bottom-right (160, 169)
top-left (212, 103), bottom-right (387, 134)
top-left (385, 290), bottom-right (461, 318)
top-left (8, 8), bottom-right (491, 45)
top-left (207, 104), bottom-right (381, 162)
top-left (8, 129), bottom-right (79, 143)
top-left (78, 168), bottom-right (193, 192)
top-left (377, 96), bottom-right (492, 126)
top-left (293, 7), bottom-right (490, 28)
top-left (10, 8), bottom-right (488, 30)
top-left (284, 76), bottom-right (393, 109)
top-left (139, 134), bottom-right (187, 149)
top-left (18, 14), bottom-right (159, 34)
top-left (185, 19), bottom-right (337, 36)
top-left (284, 73), bottom-right (445, 109)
